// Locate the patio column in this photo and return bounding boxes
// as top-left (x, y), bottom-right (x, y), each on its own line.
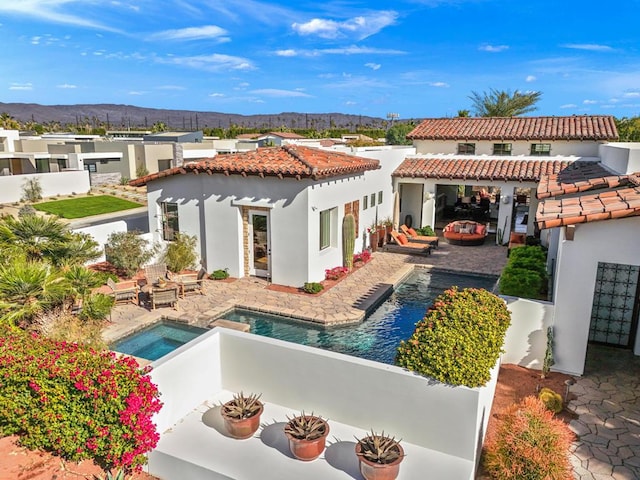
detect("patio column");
top-left (527, 191), bottom-right (539, 236)
top-left (496, 186), bottom-right (514, 245)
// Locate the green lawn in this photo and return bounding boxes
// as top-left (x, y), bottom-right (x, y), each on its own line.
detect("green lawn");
top-left (34, 195), bottom-right (142, 219)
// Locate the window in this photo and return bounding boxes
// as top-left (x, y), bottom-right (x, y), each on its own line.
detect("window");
top-left (344, 200), bottom-right (360, 238)
top-left (319, 208), bottom-right (336, 250)
top-left (83, 162), bottom-right (97, 173)
top-left (493, 143), bottom-right (512, 155)
top-left (35, 159), bottom-right (49, 173)
top-left (530, 143), bottom-right (551, 156)
top-left (158, 159), bottom-right (172, 171)
top-left (161, 202), bottom-right (179, 241)
top-left (363, 195), bottom-right (368, 210)
top-left (457, 143), bottom-right (476, 155)
top-left (378, 191), bottom-right (383, 204)
top-left (370, 193), bottom-right (376, 207)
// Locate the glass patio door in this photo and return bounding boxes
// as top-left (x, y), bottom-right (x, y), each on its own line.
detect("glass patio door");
top-left (588, 262), bottom-right (640, 347)
top-left (249, 211), bottom-right (270, 278)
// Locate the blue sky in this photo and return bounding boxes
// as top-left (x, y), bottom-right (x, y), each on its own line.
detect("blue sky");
top-left (1, 0), bottom-right (640, 119)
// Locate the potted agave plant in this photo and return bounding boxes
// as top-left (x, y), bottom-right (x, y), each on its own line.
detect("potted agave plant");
top-left (220, 392), bottom-right (264, 439)
top-left (284, 412), bottom-right (330, 461)
top-left (355, 430), bottom-right (405, 480)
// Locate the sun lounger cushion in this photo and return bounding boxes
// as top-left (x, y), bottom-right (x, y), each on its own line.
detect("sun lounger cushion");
top-left (396, 233), bottom-right (409, 245)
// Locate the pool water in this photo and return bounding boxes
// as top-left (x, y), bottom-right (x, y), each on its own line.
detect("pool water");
top-left (111, 321), bottom-right (208, 361)
top-left (221, 269), bottom-right (497, 364)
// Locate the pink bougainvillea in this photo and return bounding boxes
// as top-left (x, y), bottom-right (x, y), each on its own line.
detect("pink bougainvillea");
top-left (0, 330), bottom-right (162, 472)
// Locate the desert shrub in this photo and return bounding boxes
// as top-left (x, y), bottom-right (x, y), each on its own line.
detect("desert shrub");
top-left (162, 232), bottom-right (198, 273)
top-left (538, 387), bottom-right (563, 413)
top-left (416, 225), bottom-right (436, 236)
top-left (78, 293), bottom-right (115, 322)
top-left (210, 268), bottom-right (229, 280)
top-left (104, 231), bottom-right (158, 278)
top-left (34, 307), bottom-right (106, 348)
top-left (396, 287), bottom-right (510, 387)
top-left (135, 165), bottom-right (149, 178)
top-left (18, 204), bottom-right (37, 217)
top-left (119, 176), bottom-right (130, 186)
top-left (0, 330), bottom-right (162, 472)
top-left (21, 177), bottom-right (43, 203)
top-left (303, 282), bottom-right (324, 294)
top-left (483, 396), bottom-right (573, 479)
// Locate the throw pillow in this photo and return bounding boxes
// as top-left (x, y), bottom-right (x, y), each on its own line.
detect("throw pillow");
top-left (477, 224), bottom-right (487, 235)
top-left (408, 227), bottom-right (418, 236)
top-left (454, 224), bottom-right (461, 233)
top-left (460, 225), bottom-right (470, 234)
top-left (397, 233), bottom-right (409, 245)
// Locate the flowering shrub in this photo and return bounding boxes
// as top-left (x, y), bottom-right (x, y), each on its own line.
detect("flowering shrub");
top-left (325, 266), bottom-right (349, 281)
top-left (396, 287), bottom-right (511, 387)
top-left (483, 396), bottom-right (573, 479)
top-left (353, 250), bottom-right (371, 264)
top-left (0, 330), bottom-right (162, 472)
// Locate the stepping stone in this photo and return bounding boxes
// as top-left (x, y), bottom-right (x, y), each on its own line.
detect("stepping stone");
top-left (209, 319), bottom-right (249, 332)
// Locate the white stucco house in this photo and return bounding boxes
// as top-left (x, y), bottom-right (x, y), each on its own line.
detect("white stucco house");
top-left (394, 115), bottom-right (618, 243)
top-left (131, 145), bottom-right (412, 287)
top-left (535, 142), bottom-right (640, 375)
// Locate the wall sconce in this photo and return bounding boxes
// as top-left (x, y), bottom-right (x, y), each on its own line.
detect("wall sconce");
top-left (423, 192), bottom-right (432, 201)
top-left (565, 224), bottom-right (575, 241)
top-left (501, 195), bottom-right (511, 205)
top-left (311, 206), bottom-right (317, 212)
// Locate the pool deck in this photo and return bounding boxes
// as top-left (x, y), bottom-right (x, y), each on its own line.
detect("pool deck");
top-left (103, 237), bottom-right (507, 344)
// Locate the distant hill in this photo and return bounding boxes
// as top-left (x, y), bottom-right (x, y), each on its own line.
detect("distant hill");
top-left (0, 102), bottom-right (402, 131)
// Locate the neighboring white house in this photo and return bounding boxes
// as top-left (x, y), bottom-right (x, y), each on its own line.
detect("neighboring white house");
top-left (396, 116), bottom-right (618, 242)
top-left (535, 142), bottom-right (640, 375)
top-left (130, 145), bottom-right (416, 287)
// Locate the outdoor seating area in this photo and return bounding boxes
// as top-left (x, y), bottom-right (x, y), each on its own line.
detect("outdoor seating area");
top-left (443, 221), bottom-right (488, 246)
top-left (400, 224), bottom-right (439, 248)
top-left (150, 286), bottom-right (179, 310)
top-left (173, 270), bottom-right (207, 298)
top-left (507, 232), bottom-right (526, 255)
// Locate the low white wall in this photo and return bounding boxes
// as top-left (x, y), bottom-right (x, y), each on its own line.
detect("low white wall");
top-left (73, 220), bottom-right (127, 263)
top-left (0, 170), bottom-right (90, 204)
top-left (150, 329), bottom-right (499, 467)
top-left (501, 296), bottom-right (555, 369)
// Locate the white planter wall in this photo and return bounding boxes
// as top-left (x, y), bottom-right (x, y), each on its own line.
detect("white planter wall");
top-left (0, 170), bottom-right (90, 204)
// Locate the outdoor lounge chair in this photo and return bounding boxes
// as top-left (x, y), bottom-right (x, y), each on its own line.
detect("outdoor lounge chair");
top-left (144, 263), bottom-right (170, 286)
top-left (174, 269), bottom-right (207, 298)
top-left (385, 230), bottom-right (431, 256)
top-left (400, 225), bottom-right (439, 248)
top-left (106, 278), bottom-right (140, 306)
top-left (508, 232), bottom-right (526, 255)
top-left (150, 286), bottom-right (179, 310)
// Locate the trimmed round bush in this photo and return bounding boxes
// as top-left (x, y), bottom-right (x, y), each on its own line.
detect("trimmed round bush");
top-left (0, 330), bottom-right (162, 472)
top-left (483, 396), bottom-right (573, 479)
top-left (539, 387), bottom-right (563, 414)
top-left (303, 282), bottom-right (324, 294)
top-left (396, 287), bottom-right (511, 387)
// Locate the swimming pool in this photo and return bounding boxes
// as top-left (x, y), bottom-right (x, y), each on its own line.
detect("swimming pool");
top-left (220, 269), bottom-right (498, 364)
top-left (111, 320), bottom-right (208, 361)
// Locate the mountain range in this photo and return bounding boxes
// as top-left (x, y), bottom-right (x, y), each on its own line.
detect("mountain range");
top-left (0, 102), bottom-right (404, 131)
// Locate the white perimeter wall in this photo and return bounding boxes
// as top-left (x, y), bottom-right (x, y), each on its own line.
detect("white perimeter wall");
top-left (0, 170), bottom-right (90, 204)
top-left (150, 329), bottom-right (498, 469)
top-left (551, 217), bottom-right (640, 375)
top-left (73, 220), bottom-right (127, 264)
top-left (599, 143), bottom-right (640, 174)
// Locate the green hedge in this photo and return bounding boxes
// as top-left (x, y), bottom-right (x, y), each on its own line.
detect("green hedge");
top-left (499, 246), bottom-right (548, 299)
top-left (396, 287), bottom-right (511, 387)
top-left (0, 330), bottom-right (162, 472)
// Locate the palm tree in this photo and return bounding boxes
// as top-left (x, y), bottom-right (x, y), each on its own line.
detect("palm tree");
top-left (0, 261), bottom-right (68, 327)
top-left (469, 89), bottom-right (542, 117)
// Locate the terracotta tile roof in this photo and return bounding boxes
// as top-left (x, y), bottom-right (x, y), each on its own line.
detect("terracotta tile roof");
top-left (536, 186), bottom-right (640, 229)
top-left (406, 116), bottom-right (618, 141)
top-left (392, 157), bottom-right (571, 182)
top-left (536, 161), bottom-right (640, 228)
top-left (129, 145), bottom-right (380, 186)
top-left (537, 161), bottom-right (639, 199)
top-left (267, 131), bottom-right (305, 139)
top-left (236, 133), bottom-right (260, 139)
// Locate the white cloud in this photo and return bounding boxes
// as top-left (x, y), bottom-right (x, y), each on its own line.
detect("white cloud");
top-left (292, 11), bottom-right (397, 41)
top-left (525, 75), bottom-right (536, 82)
top-left (479, 44), bottom-right (509, 53)
top-left (345, 101), bottom-right (356, 105)
top-left (250, 89), bottom-right (312, 98)
top-left (0, 1), bottom-right (118, 31)
top-left (234, 82), bottom-right (250, 90)
top-left (429, 82), bottom-right (449, 88)
top-left (276, 49), bottom-right (298, 57)
top-left (623, 91), bottom-right (640, 98)
top-left (31, 36), bottom-right (41, 45)
top-left (320, 45), bottom-right (405, 55)
top-left (365, 62), bottom-right (381, 70)
top-left (56, 83), bottom-right (76, 89)
top-left (561, 43), bottom-right (613, 52)
top-left (560, 104), bottom-right (578, 109)
top-left (157, 53), bottom-right (255, 72)
top-left (148, 25), bottom-right (230, 42)
top-left (128, 91), bottom-right (146, 95)
top-left (9, 82), bottom-right (33, 90)
top-left (209, 93), bottom-right (225, 97)
top-left (583, 99), bottom-right (598, 104)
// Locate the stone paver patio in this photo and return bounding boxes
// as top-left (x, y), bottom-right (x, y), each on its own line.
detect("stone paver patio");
top-left (568, 345), bottom-right (640, 480)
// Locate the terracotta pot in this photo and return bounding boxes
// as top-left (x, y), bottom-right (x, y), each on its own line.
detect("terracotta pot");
top-left (285, 417), bottom-right (330, 461)
top-left (377, 227), bottom-right (387, 247)
top-left (355, 440), bottom-right (404, 480)
top-left (369, 232), bottom-right (379, 252)
top-left (221, 402), bottom-right (263, 439)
